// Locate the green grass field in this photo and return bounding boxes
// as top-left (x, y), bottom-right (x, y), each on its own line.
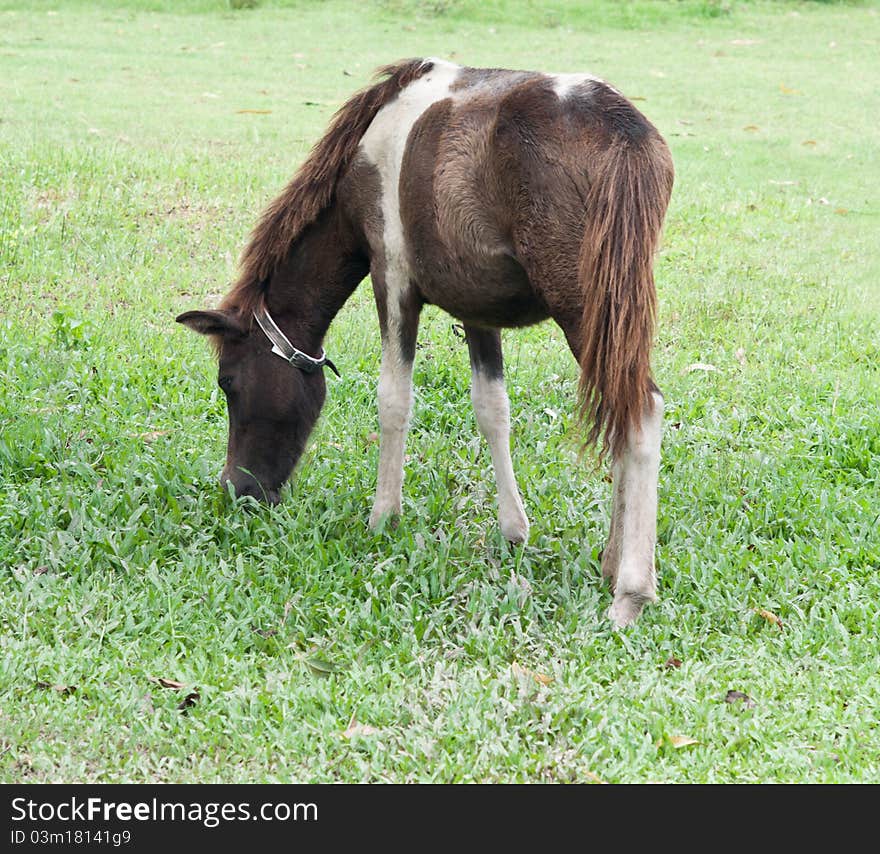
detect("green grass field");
top-left (1, 0), bottom-right (878, 783)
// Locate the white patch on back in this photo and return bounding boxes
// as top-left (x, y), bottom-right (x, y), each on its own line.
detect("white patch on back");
top-left (552, 72), bottom-right (603, 100)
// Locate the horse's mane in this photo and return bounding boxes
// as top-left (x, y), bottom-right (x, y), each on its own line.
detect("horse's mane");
top-left (221, 58), bottom-right (432, 317)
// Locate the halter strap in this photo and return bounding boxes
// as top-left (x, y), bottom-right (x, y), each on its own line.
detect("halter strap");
top-left (253, 304), bottom-right (339, 377)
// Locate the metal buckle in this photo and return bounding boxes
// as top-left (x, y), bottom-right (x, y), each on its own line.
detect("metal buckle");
top-left (254, 305), bottom-right (339, 377)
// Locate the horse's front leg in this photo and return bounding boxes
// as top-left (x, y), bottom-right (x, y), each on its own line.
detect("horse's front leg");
top-left (604, 389), bottom-right (664, 628)
top-left (369, 273), bottom-right (422, 530)
top-left (464, 326), bottom-right (529, 544)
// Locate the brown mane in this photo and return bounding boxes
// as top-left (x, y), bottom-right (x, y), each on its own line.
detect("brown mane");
top-left (221, 58), bottom-right (432, 317)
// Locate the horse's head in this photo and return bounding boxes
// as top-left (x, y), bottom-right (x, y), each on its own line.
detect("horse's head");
top-left (176, 307), bottom-right (327, 505)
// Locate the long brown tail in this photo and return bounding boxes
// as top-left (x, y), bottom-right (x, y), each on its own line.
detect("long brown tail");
top-left (577, 135), bottom-right (674, 460)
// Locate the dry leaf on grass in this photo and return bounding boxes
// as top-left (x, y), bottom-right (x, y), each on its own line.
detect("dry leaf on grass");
top-left (177, 691), bottom-right (200, 713)
top-left (725, 690), bottom-right (756, 709)
top-left (36, 682), bottom-right (77, 696)
top-left (235, 109), bottom-right (272, 115)
top-left (669, 735), bottom-right (700, 749)
top-left (152, 677), bottom-right (186, 690)
top-left (663, 656), bottom-right (683, 670)
top-left (511, 662), bottom-right (553, 686)
top-left (683, 362), bottom-right (719, 374)
top-left (137, 430), bottom-right (169, 442)
top-left (754, 607), bottom-right (784, 630)
top-left (251, 625), bottom-right (278, 638)
top-left (342, 714), bottom-right (378, 739)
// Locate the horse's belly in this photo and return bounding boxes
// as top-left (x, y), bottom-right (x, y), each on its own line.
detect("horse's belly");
top-left (411, 249), bottom-right (549, 329)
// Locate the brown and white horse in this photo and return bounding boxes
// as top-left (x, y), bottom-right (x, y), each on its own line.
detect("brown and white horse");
top-left (177, 59), bottom-right (674, 626)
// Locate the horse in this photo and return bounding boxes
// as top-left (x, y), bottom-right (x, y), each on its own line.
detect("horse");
top-left (177, 58), bottom-right (674, 627)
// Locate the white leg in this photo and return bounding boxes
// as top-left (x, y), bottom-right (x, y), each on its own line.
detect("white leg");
top-left (606, 391), bottom-right (664, 628)
top-left (369, 340), bottom-right (414, 529)
top-left (471, 373), bottom-right (530, 543)
top-left (466, 326), bottom-right (528, 544)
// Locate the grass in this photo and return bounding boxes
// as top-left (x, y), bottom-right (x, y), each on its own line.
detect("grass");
top-left (1, 0), bottom-right (878, 783)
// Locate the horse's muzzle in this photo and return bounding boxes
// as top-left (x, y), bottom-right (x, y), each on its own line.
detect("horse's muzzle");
top-left (220, 469), bottom-right (281, 506)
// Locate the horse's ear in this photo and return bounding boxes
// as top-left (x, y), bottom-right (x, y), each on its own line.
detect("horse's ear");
top-left (176, 309), bottom-right (246, 337)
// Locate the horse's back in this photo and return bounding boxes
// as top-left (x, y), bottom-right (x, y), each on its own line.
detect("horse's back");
top-left (353, 60), bottom-right (669, 328)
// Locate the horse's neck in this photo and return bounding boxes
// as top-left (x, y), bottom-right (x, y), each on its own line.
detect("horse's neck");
top-left (265, 206), bottom-right (367, 355)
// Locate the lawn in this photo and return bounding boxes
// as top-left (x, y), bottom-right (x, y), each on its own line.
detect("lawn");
top-left (1, 0), bottom-right (878, 783)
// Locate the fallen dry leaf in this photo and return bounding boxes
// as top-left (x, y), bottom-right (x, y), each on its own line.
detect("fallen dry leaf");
top-left (251, 625), bottom-right (278, 638)
top-left (834, 208), bottom-right (848, 216)
top-left (235, 109), bottom-right (272, 115)
top-left (663, 656), bottom-right (683, 670)
top-left (34, 565), bottom-right (49, 576)
top-left (743, 124), bottom-right (760, 132)
top-left (511, 662), bottom-right (553, 686)
top-left (153, 677), bottom-right (186, 690)
top-left (342, 714), bottom-right (379, 739)
top-left (754, 607), bottom-right (784, 630)
top-left (137, 430), bottom-right (169, 442)
top-left (36, 682), bottom-right (77, 696)
top-left (669, 735), bottom-right (700, 749)
top-left (725, 690), bottom-right (756, 709)
top-left (802, 140), bottom-right (817, 147)
top-left (683, 362), bottom-right (719, 374)
top-left (177, 691), bottom-right (200, 713)
top-left (779, 83), bottom-right (801, 95)
top-left (584, 770), bottom-right (606, 784)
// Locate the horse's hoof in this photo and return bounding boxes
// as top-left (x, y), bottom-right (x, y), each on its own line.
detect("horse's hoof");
top-left (606, 590), bottom-right (655, 628)
top-left (369, 507), bottom-right (400, 531)
top-left (500, 512), bottom-right (529, 544)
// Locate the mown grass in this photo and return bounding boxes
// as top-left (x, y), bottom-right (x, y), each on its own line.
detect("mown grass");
top-left (1, 0), bottom-right (878, 782)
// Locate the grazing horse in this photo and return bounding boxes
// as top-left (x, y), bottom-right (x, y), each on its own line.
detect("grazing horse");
top-left (177, 59), bottom-right (674, 626)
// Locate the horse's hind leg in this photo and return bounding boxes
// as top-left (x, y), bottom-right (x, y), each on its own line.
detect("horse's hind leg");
top-left (604, 389), bottom-right (664, 628)
top-left (465, 326), bottom-right (529, 544)
top-left (369, 277), bottom-right (422, 530)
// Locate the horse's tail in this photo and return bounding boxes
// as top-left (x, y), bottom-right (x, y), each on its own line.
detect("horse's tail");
top-left (577, 131), bottom-right (673, 460)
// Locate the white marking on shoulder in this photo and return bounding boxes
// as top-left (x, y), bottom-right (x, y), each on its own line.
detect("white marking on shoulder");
top-left (360, 58), bottom-right (460, 184)
top-left (359, 59), bottom-right (460, 327)
top-left (552, 72), bottom-right (604, 100)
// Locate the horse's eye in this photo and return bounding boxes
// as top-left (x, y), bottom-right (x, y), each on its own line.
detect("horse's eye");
top-left (218, 375), bottom-right (234, 393)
